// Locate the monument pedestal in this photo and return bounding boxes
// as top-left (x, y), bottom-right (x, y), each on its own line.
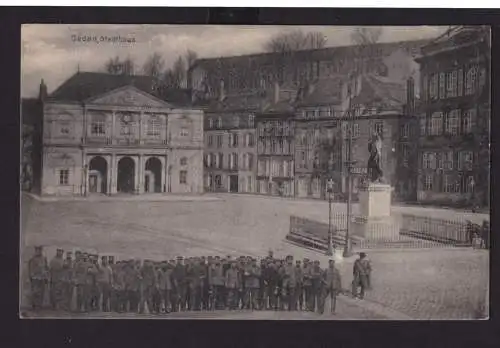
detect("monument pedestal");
top-left (352, 183), bottom-right (400, 240)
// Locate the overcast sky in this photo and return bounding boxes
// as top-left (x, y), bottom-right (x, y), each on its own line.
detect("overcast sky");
top-left (21, 24), bottom-right (447, 98)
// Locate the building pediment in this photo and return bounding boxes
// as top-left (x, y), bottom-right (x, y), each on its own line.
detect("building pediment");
top-left (85, 85), bottom-right (173, 109)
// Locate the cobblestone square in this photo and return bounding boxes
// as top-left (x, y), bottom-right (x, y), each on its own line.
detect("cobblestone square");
top-left (21, 193), bottom-right (489, 319)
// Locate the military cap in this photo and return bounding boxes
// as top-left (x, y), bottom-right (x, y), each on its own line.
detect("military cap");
top-left (296, 260), bottom-right (301, 264)
top-left (56, 248), bottom-right (64, 252)
top-left (101, 255), bottom-right (107, 260)
top-left (35, 245), bottom-right (43, 250)
top-left (108, 255), bottom-right (115, 261)
top-left (329, 259), bottom-right (335, 263)
top-left (177, 256), bottom-right (183, 260)
top-left (313, 260), bottom-right (320, 264)
top-left (75, 250), bottom-right (82, 255)
top-left (66, 251), bottom-right (73, 256)
top-left (169, 259), bottom-right (175, 263)
top-left (359, 252), bottom-right (367, 258)
top-left (303, 258), bottom-right (309, 262)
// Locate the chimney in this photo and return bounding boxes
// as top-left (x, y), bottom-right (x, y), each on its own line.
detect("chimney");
top-left (406, 77), bottom-right (415, 114)
top-left (274, 81), bottom-right (280, 104)
top-left (219, 79), bottom-right (225, 102)
top-left (39, 79), bottom-right (47, 102)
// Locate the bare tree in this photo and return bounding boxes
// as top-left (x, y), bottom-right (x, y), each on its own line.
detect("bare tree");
top-left (104, 55), bottom-right (135, 75)
top-left (350, 27), bottom-right (383, 74)
top-left (185, 49), bottom-right (198, 70)
top-left (142, 52), bottom-right (165, 78)
top-left (264, 29), bottom-right (327, 84)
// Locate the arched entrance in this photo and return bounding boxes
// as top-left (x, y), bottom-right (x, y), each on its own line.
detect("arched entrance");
top-left (88, 156), bottom-right (108, 194)
top-left (117, 157), bottom-right (135, 193)
top-left (144, 157), bottom-right (162, 193)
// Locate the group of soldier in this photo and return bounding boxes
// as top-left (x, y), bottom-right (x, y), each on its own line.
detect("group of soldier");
top-left (28, 246), bottom-right (372, 316)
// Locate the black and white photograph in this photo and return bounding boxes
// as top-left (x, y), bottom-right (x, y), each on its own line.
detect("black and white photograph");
top-left (20, 24), bottom-right (490, 320)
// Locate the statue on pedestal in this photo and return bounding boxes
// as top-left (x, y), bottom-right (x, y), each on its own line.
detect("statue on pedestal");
top-left (367, 132), bottom-right (384, 183)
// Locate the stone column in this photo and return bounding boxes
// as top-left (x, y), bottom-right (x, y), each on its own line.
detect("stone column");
top-left (139, 111), bottom-right (144, 145)
top-left (111, 154), bottom-right (117, 194)
top-left (106, 155), bottom-right (112, 195)
top-left (134, 156), bottom-right (140, 194)
top-left (138, 154), bottom-right (144, 194)
top-left (111, 111), bottom-right (116, 145)
top-left (160, 156), bottom-right (166, 193)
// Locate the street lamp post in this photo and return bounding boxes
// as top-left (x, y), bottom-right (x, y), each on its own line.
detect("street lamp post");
top-left (326, 178), bottom-right (334, 256)
top-left (343, 76), bottom-right (355, 258)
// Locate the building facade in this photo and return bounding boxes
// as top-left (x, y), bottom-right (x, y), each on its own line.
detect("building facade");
top-left (38, 72), bottom-right (204, 196)
top-left (203, 106), bottom-right (257, 193)
top-left (256, 94), bottom-right (296, 197)
top-left (415, 26), bottom-right (490, 207)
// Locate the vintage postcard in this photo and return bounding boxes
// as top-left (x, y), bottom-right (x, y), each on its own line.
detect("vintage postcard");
top-left (20, 24), bottom-right (490, 319)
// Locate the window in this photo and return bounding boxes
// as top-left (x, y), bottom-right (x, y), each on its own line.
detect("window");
top-left (306, 110), bottom-right (316, 120)
top-left (465, 66), bottom-right (478, 95)
top-left (248, 153), bottom-right (254, 170)
top-left (457, 69), bottom-right (464, 96)
top-left (218, 153), bottom-right (223, 169)
top-left (59, 169), bottom-right (69, 185)
top-left (228, 133), bottom-right (233, 147)
top-left (429, 74), bottom-right (438, 100)
top-left (209, 118), bottom-right (214, 129)
top-left (248, 114), bottom-right (255, 128)
top-left (91, 115), bottom-right (106, 136)
top-left (439, 73), bottom-right (446, 99)
top-left (374, 121), bottom-right (384, 136)
top-left (179, 171), bottom-right (187, 184)
top-left (353, 123), bottom-right (360, 138)
top-left (180, 157), bottom-right (188, 166)
top-left (216, 135), bottom-right (223, 148)
top-left (271, 139), bottom-right (277, 153)
top-left (208, 135), bottom-right (213, 147)
top-left (419, 116), bottom-right (427, 136)
top-left (233, 133), bottom-right (238, 147)
top-left (422, 152), bottom-right (437, 169)
top-left (215, 175), bottom-right (222, 188)
top-left (422, 75), bottom-right (428, 101)
top-left (430, 112), bottom-right (443, 136)
top-left (401, 123), bottom-right (409, 138)
top-left (462, 109), bottom-right (476, 134)
top-left (443, 175), bottom-right (454, 193)
top-left (233, 116), bottom-right (240, 128)
top-left (279, 139), bottom-right (284, 153)
top-left (180, 128), bottom-right (189, 137)
top-left (204, 154), bottom-right (210, 168)
top-left (444, 151), bottom-right (454, 170)
top-left (446, 70), bottom-right (458, 98)
top-left (217, 117), bottom-right (222, 129)
top-left (119, 114), bottom-right (133, 136)
top-left (445, 110), bottom-right (460, 135)
top-left (424, 175), bottom-right (433, 191)
top-left (458, 151), bottom-right (473, 171)
top-left (247, 176), bottom-right (252, 192)
top-left (401, 144), bottom-right (410, 166)
top-left (247, 133), bottom-right (255, 147)
top-left (146, 115), bottom-right (161, 137)
top-left (232, 153), bottom-right (238, 170)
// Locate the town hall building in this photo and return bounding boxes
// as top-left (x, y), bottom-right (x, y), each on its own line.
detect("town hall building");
top-left (36, 72), bottom-right (204, 196)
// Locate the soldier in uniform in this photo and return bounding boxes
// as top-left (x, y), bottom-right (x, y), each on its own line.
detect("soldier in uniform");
top-left (88, 255), bottom-right (100, 311)
top-left (310, 260), bottom-right (323, 312)
top-left (73, 252), bottom-right (89, 312)
top-left (173, 256), bottom-right (187, 311)
top-left (151, 262), bottom-right (163, 314)
top-left (159, 261), bottom-right (174, 313)
top-left (302, 258), bottom-right (313, 311)
top-left (295, 260), bottom-right (304, 311)
top-left (225, 261), bottom-right (241, 310)
top-left (49, 248), bottom-right (65, 310)
top-left (283, 255), bottom-right (297, 311)
top-left (96, 256), bottom-right (113, 312)
top-left (258, 259), bottom-right (267, 310)
top-left (209, 258), bottom-right (225, 310)
top-left (28, 246), bottom-right (48, 310)
top-left (168, 259), bottom-right (178, 312)
top-left (114, 261), bottom-right (127, 313)
top-left (108, 256), bottom-right (117, 311)
top-left (319, 259), bottom-right (342, 314)
top-left (126, 260), bottom-right (142, 313)
top-left (352, 252), bottom-right (371, 299)
top-left (61, 251), bottom-right (74, 311)
top-left (243, 258), bottom-right (261, 310)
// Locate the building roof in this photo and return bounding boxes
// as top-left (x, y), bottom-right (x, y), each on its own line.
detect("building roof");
top-left (48, 72), bottom-right (192, 107)
top-left (351, 74), bottom-right (406, 109)
top-left (295, 75), bottom-right (347, 107)
top-left (192, 39), bottom-right (429, 72)
top-left (202, 92), bottom-right (267, 113)
top-left (21, 98), bottom-right (41, 126)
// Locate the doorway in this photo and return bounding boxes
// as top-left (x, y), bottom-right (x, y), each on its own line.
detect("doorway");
top-left (145, 157), bottom-right (162, 193)
top-left (117, 157), bottom-right (135, 193)
top-left (88, 156), bottom-right (107, 194)
top-left (229, 175), bottom-right (239, 193)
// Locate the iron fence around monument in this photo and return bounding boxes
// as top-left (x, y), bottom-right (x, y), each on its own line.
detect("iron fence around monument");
top-left (286, 213), bottom-right (484, 251)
